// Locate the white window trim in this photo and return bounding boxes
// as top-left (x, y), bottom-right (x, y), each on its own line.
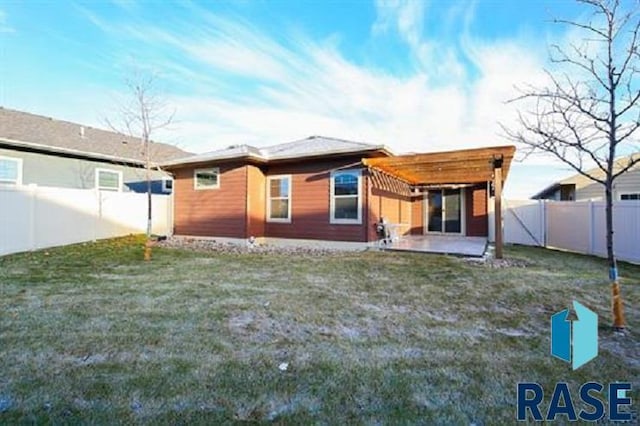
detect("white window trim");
top-left (0, 156), bottom-right (23, 185)
top-left (95, 168), bottom-right (122, 192)
top-left (267, 174), bottom-right (292, 223)
top-left (161, 177), bottom-right (173, 193)
top-left (330, 169), bottom-right (362, 225)
top-left (194, 167), bottom-right (220, 190)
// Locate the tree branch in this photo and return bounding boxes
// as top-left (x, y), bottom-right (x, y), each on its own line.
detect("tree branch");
top-left (613, 154), bottom-right (640, 179)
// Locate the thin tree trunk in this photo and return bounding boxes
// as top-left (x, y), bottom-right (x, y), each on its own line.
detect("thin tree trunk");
top-left (606, 177), bottom-right (626, 330)
top-left (605, 181), bottom-right (615, 270)
top-left (146, 138), bottom-right (152, 238)
top-left (146, 172), bottom-right (152, 237)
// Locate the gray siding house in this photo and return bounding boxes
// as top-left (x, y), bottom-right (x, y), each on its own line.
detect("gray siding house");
top-left (0, 108), bottom-right (190, 193)
top-left (532, 153), bottom-right (640, 201)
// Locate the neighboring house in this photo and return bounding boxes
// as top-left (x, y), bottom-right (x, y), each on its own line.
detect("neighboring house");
top-left (532, 153), bottom-right (640, 201)
top-left (0, 107), bottom-right (190, 193)
top-left (163, 136), bottom-right (514, 244)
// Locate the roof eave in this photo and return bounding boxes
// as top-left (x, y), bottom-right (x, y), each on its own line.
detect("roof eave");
top-left (162, 152), bottom-right (267, 168)
top-left (0, 137), bottom-right (148, 166)
top-left (161, 144), bottom-right (392, 168)
top-left (531, 183), bottom-right (561, 199)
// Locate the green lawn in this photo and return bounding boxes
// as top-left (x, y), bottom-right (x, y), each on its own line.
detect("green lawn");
top-left (0, 235), bottom-right (638, 424)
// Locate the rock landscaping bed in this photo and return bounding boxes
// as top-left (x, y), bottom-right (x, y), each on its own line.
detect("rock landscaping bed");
top-left (157, 236), bottom-right (342, 256)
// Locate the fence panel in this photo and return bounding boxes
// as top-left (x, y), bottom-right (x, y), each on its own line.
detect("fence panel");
top-left (33, 186), bottom-right (100, 249)
top-left (0, 185), bottom-right (172, 256)
top-left (0, 186), bottom-right (34, 254)
top-left (503, 199), bottom-right (545, 246)
top-left (545, 202), bottom-right (592, 254)
top-left (610, 201), bottom-right (640, 263)
top-left (492, 199), bottom-right (639, 264)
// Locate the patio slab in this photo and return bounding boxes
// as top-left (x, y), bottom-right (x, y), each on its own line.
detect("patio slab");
top-left (384, 235), bottom-right (488, 257)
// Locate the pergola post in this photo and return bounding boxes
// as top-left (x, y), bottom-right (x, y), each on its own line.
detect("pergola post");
top-left (493, 156), bottom-right (504, 259)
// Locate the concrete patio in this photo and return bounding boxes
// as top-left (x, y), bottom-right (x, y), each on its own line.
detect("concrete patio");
top-left (384, 235), bottom-right (488, 257)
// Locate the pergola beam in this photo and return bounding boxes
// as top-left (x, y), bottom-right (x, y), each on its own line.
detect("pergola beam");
top-left (362, 145), bottom-right (515, 186)
top-left (389, 171), bottom-right (494, 184)
top-left (364, 145), bottom-right (515, 168)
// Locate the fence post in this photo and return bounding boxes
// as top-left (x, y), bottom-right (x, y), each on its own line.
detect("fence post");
top-left (588, 200), bottom-right (595, 256)
top-left (168, 192), bottom-right (174, 236)
top-left (28, 184), bottom-right (37, 250)
top-left (540, 200), bottom-right (547, 247)
top-left (93, 188), bottom-right (100, 242)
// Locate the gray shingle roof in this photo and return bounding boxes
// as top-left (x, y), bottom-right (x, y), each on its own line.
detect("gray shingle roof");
top-left (0, 107), bottom-right (190, 164)
top-left (263, 136), bottom-right (381, 158)
top-left (164, 136), bottom-right (391, 167)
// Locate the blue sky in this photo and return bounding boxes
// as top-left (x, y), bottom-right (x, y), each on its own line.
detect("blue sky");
top-left (0, 1), bottom-right (591, 197)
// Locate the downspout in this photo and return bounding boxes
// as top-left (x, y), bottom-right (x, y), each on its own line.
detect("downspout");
top-left (245, 165), bottom-right (250, 240)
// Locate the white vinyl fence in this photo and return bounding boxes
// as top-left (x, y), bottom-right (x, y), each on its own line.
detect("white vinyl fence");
top-left (0, 184), bottom-right (173, 256)
top-left (490, 199), bottom-right (640, 264)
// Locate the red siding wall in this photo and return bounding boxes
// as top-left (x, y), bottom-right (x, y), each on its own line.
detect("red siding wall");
top-left (465, 183), bottom-right (488, 237)
top-left (171, 157), bottom-right (486, 241)
top-left (264, 158), bottom-right (368, 242)
top-left (173, 163), bottom-right (248, 238)
top-left (410, 197), bottom-right (423, 235)
top-left (367, 175), bottom-right (413, 241)
top-left (246, 165), bottom-right (266, 238)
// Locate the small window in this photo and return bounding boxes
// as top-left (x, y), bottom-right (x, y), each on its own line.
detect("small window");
top-left (95, 168), bottom-right (122, 191)
top-left (162, 177), bottom-right (173, 193)
top-left (620, 193), bottom-right (640, 200)
top-left (194, 168), bottom-right (219, 190)
top-left (330, 170), bottom-right (362, 224)
top-left (267, 175), bottom-right (291, 222)
top-left (0, 156), bottom-right (22, 185)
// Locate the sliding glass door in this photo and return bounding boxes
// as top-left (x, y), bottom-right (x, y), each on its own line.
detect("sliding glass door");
top-left (427, 191), bottom-right (443, 232)
top-left (426, 188), bottom-right (462, 234)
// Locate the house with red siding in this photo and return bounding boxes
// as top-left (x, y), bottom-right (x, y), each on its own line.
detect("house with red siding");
top-left (163, 136), bottom-right (515, 247)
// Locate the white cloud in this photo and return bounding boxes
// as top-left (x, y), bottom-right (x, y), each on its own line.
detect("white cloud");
top-left (0, 9), bottom-right (15, 33)
top-left (163, 20), bottom-right (541, 158)
top-left (373, 0), bottom-right (425, 45)
top-left (69, 3), bottom-right (570, 198)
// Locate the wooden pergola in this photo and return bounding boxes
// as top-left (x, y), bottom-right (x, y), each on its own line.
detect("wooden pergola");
top-left (362, 145), bottom-right (516, 259)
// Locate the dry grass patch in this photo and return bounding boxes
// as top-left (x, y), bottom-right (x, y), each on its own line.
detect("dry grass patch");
top-left (0, 235), bottom-right (638, 424)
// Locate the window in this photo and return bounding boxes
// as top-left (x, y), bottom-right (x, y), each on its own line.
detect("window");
top-left (95, 168), bottom-right (122, 191)
top-left (620, 193), bottom-right (640, 200)
top-left (330, 170), bottom-right (362, 224)
top-left (267, 175), bottom-right (291, 222)
top-left (0, 156), bottom-right (22, 185)
top-left (162, 177), bottom-right (173, 193)
top-left (194, 168), bottom-right (220, 190)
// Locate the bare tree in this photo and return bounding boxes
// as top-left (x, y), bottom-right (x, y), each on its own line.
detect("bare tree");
top-left (503, 0), bottom-right (640, 330)
top-left (106, 70), bottom-right (175, 239)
